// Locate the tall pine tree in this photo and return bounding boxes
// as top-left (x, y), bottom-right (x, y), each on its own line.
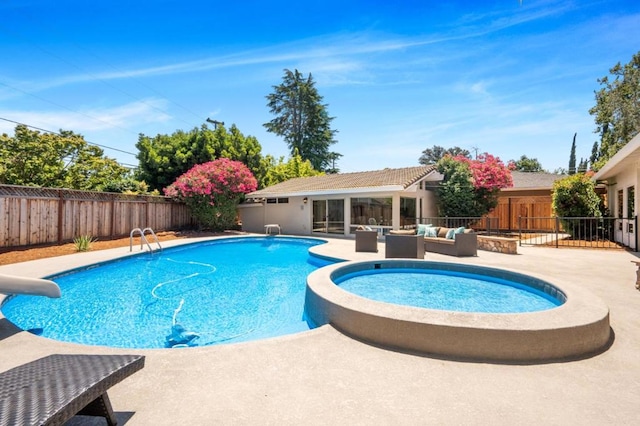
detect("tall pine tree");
top-left (568, 133), bottom-right (577, 175)
top-left (264, 69), bottom-right (339, 172)
top-left (590, 141), bottom-right (599, 169)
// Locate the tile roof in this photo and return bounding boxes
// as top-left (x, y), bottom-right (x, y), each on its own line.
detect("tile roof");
top-left (507, 171), bottom-right (566, 190)
top-left (248, 165), bottom-right (437, 197)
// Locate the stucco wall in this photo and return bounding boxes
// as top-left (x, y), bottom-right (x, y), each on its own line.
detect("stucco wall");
top-left (239, 196), bottom-right (311, 235)
top-left (606, 159), bottom-right (639, 250)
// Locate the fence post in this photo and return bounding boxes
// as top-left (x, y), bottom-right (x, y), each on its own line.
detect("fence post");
top-left (57, 190), bottom-right (64, 244)
top-left (518, 216), bottom-right (521, 247)
top-left (555, 217), bottom-right (560, 248)
top-left (110, 194), bottom-right (116, 239)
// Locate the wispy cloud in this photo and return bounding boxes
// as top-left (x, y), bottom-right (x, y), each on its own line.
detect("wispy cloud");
top-left (1, 1), bottom-right (580, 96)
top-left (0, 99), bottom-right (171, 135)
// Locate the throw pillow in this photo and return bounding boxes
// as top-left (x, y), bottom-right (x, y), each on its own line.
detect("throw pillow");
top-left (437, 227), bottom-right (449, 238)
top-left (445, 228), bottom-right (455, 239)
top-left (417, 224), bottom-right (429, 236)
top-left (453, 226), bottom-right (466, 239)
top-left (425, 227), bottom-right (438, 238)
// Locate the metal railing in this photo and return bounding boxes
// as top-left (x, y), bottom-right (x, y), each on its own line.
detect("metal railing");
top-left (417, 216), bottom-right (631, 249)
top-left (517, 216), bottom-right (627, 249)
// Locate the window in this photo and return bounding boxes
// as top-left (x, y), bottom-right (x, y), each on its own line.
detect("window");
top-left (350, 197), bottom-right (392, 226)
top-left (628, 186), bottom-right (635, 219)
top-left (399, 197), bottom-right (417, 228)
top-left (617, 190), bottom-right (623, 218)
top-left (267, 198), bottom-right (288, 204)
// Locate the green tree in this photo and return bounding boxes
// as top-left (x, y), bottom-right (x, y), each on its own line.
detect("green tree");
top-left (589, 51), bottom-right (640, 170)
top-left (577, 158), bottom-right (588, 174)
top-left (552, 173), bottom-right (602, 238)
top-left (510, 155), bottom-right (545, 172)
top-left (264, 69), bottom-right (339, 171)
top-left (436, 156), bottom-right (476, 217)
top-left (590, 141), bottom-right (599, 169)
top-left (325, 152), bottom-right (343, 174)
top-left (261, 152), bottom-right (323, 188)
top-left (419, 145), bottom-right (471, 165)
top-left (136, 123), bottom-right (265, 191)
top-left (568, 133), bottom-right (577, 175)
top-left (0, 125), bottom-right (129, 190)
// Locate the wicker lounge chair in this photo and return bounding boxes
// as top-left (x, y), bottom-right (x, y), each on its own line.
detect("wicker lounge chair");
top-left (0, 354), bottom-right (145, 426)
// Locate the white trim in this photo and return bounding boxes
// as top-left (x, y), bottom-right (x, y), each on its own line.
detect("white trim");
top-left (248, 185), bottom-right (404, 198)
top-left (593, 133), bottom-right (640, 180)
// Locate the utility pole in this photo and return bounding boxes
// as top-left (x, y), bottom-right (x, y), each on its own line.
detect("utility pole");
top-left (206, 118), bottom-right (224, 129)
top-left (471, 146), bottom-right (479, 159)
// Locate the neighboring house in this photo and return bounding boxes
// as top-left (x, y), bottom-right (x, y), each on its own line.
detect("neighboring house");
top-left (593, 132), bottom-right (640, 251)
top-left (239, 166), bottom-right (439, 236)
top-left (484, 171), bottom-right (566, 231)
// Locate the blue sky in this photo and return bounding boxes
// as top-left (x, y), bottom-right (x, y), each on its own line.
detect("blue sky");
top-left (1, 0), bottom-right (639, 173)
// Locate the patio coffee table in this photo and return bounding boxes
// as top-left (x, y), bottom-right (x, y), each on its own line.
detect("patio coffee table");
top-left (0, 354), bottom-right (145, 426)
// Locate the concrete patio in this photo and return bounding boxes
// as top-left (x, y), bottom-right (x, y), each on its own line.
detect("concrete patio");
top-left (1, 236), bottom-right (639, 425)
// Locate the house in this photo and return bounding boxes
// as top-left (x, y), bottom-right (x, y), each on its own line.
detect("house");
top-left (593, 132), bottom-right (640, 251)
top-left (238, 166), bottom-right (439, 236)
top-left (484, 171), bottom-right (566, 231)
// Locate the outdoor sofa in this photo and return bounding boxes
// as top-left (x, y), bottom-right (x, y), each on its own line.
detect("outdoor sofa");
top-left (422, 225), bottom-right (477, 257)
top-left (0, 353), bottom-right (145, 426)
top-left (388, 225), bottom-right (477, 257)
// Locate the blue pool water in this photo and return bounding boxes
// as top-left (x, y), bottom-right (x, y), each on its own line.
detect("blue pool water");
top-left (1, 237), bottom-right (334, 349)
top-left (333, 268), bottom-right (562, 313)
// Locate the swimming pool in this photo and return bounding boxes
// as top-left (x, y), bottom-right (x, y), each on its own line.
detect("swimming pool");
top-left (1, 237), bottom-right (335, 349)
top-left (332, 268), bottom-right (562, 313)
top-left (305, 259), bottom-right (611, 362)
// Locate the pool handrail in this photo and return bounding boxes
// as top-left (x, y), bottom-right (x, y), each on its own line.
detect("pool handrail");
top-left (129, 227), bottom-right (162, 252)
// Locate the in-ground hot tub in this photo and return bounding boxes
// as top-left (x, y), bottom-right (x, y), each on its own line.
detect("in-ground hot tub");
top-left (305, 259), bottom-right (611, 363)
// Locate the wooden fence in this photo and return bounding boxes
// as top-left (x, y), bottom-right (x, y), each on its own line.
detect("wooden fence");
top-left (0, 185), bottom-right (195, 248)
top-left (484, 195), bottom-right (554, 231)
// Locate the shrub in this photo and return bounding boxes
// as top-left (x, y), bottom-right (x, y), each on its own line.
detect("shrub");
top-left (552, 172), bottom-right (602, 238)
top-left (164, 158), bottom-right (257, 231)
top-left (73, 235), bottom-right (97, 252)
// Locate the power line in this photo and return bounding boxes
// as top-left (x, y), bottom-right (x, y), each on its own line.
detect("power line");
top-left (0, 116), bottom-right (138, 157)
top-left (0, 81), bottom-right (144, 138)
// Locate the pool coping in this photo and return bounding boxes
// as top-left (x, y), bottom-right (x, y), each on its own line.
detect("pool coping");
top-left (306, 259), bottom-right (611, 363)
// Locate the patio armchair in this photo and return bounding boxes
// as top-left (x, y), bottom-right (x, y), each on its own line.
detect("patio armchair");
top-left (0, 354), bottom-right (145, 426)
top-left (355, 228), bottom-right (378, 252)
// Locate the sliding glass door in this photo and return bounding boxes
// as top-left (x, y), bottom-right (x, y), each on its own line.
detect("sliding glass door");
top-left (312, 199), bottom-right (344, 234)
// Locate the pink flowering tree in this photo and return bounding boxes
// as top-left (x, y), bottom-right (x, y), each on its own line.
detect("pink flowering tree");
top-left (164, 158), bottom-right (257, 231)
top-left (436, 153), bottom-right (513, 217)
